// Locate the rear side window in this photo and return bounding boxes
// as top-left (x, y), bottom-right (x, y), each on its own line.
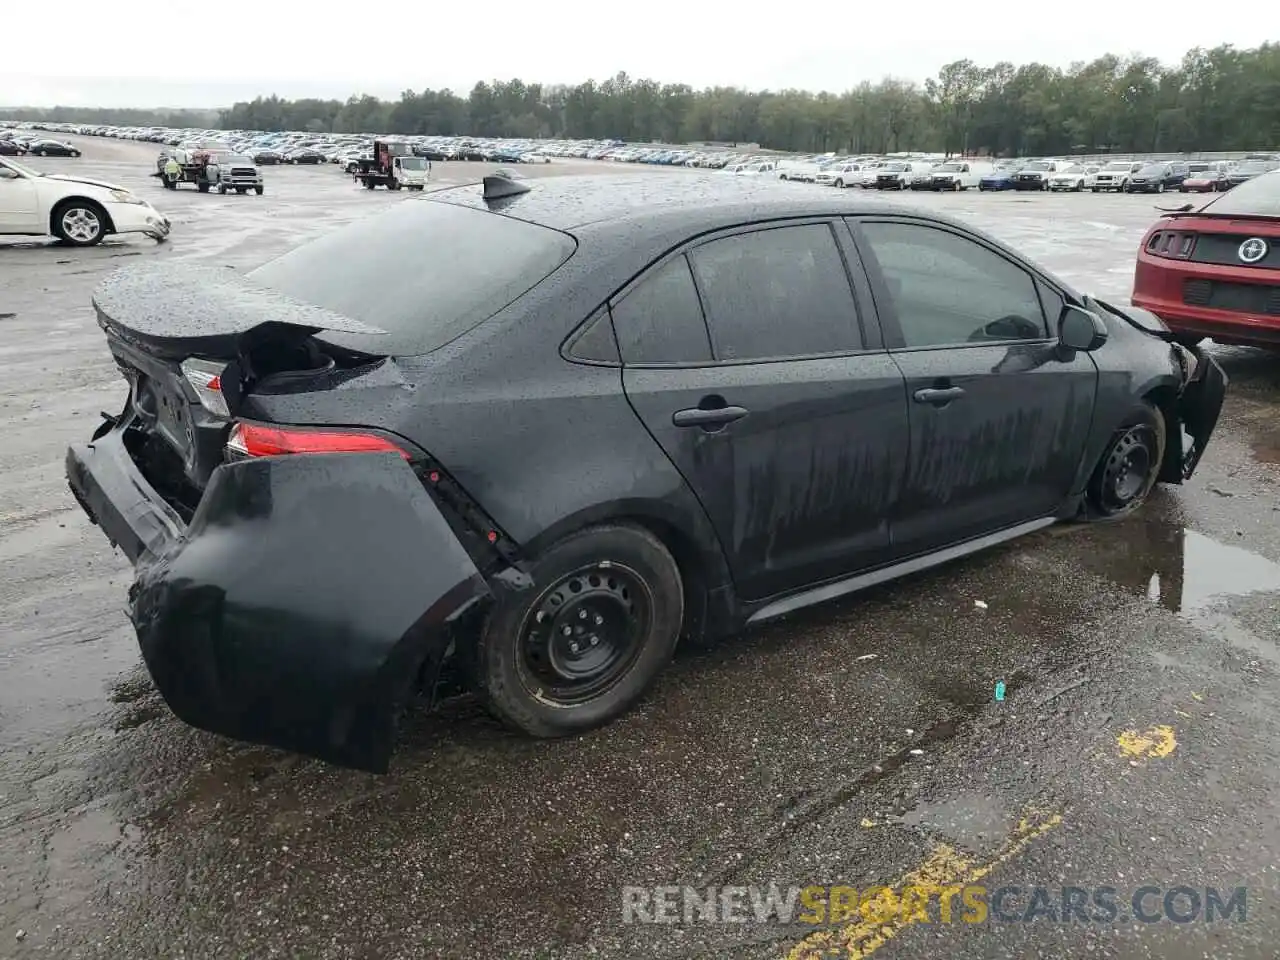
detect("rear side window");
top-left (247, 199), bottom-right (576, 355)
top-left (610, 255), bottom-right (712, 364)
top-left (688, 224), bottom-right (862, 361)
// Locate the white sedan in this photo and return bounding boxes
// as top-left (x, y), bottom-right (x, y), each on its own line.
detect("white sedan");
top-left (0, 155), bottom-right (169, 246)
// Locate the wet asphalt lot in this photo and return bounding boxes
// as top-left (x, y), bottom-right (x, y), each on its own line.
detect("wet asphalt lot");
top-left (3, 136), bottom-right (1280, 960)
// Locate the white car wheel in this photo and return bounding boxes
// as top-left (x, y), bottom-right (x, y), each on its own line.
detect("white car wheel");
top-left (55, 203), bottom-right (105, 246)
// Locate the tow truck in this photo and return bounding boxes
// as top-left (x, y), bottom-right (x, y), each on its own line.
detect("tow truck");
top-left (156, 147), bottom-right (218, 192)
top-left (352, 140), bottom-right (429, 191)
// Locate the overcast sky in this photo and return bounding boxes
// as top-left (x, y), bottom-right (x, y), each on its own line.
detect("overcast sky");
top-left (2, 4), bottom-right (1270, 108)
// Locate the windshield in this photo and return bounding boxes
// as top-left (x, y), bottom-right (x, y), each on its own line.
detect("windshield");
top-left (1137, 166), bottom-right (1166, 176)
top-left (882, 162), bottom-right (907, 172)
top-left (398, 157), bottom-right (426, 170)
top-left (1061, 165), bottom-right (1087, 174)
top-left (220, 155), bottom-right (252, 165)
top-left (1102, 161), bottom-right (1134, 171)
top-left (936, 163), bottom-right (963, 172)
top-left (1233, 160), bottom-right (1278, 175)
top-left (1, 156), bottom-right (39, 177)
top-left (1199, 169), bottom-right (1280, 216)
top-left (1024, 161), bottom-right (1052, 171)
top-left (248, 198), bottom-right (576, 355)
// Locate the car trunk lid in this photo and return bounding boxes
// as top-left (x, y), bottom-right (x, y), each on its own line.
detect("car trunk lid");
top-left (92, 262), bottom-right (390, 494)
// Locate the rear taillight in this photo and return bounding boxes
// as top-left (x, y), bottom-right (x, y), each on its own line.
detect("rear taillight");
top-left (181, 358), bottom-right (230, 417)
top-left (226, 422), bottom-right (411, 460)
top-left (1145, 230), bottom-right (1196, 259)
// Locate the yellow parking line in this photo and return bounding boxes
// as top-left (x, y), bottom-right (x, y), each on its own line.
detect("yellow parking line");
top-left (785, 808), bottom-right (1063, 960)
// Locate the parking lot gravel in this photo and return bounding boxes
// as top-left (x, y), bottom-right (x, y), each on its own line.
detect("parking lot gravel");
top-left (3, 134), bottom-right (1280, 960)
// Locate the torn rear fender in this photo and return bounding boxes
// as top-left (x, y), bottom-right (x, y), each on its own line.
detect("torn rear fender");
top-left (130, 451), bottom-right (491, 772)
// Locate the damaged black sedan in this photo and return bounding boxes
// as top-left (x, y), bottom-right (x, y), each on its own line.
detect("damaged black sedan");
top-left (66, 174), bottom-right (1226, 772)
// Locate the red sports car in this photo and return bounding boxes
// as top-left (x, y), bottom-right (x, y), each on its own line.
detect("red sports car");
top-left (1180, 170), bottom-right (1228, 193)
top-left (1132, 170), bottom-right (1280, 348)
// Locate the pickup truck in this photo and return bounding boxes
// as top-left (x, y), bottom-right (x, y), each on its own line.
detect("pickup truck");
top-left (814, 162), bottom-right (863, 188)
top-left (1091, 160), bottom-right (1144, 193)
top-left (210, 154), bottom-right (265, 195)
top-left (1012, 159), bottom-right (1069, 191)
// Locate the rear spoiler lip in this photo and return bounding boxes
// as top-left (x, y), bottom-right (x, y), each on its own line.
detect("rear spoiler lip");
top-left (92, 262), bottom-right (387, 360)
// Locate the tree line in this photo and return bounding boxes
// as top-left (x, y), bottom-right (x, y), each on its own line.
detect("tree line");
top-left (8, 43), bottom-right (1279, 156)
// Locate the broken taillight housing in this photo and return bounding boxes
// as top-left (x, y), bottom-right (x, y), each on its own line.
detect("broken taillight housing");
top-left (1144, 230), bottom-right (1197, 259)
top-left (226, 422), bottom-right (412, 460)
top-left (180, 357), bottom-right (231, 418)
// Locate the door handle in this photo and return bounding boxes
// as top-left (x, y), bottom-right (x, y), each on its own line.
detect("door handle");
top-left (913, 386), bottom-right (966, 405)
top-left (672, 405), bottom-right (748, 428)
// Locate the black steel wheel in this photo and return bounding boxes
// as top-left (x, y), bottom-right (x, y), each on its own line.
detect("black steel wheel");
top-left (519, 564), bottom-right (650, 704)
top-left (475, 524), bottom-right (683, 736)
top-left (1085, 402), bottom-right (1166, 519)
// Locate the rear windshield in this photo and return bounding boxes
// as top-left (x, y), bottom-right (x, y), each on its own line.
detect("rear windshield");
top-left (1199, 169), bottom-right (1280, 217)
top-left (247, 199), bottom-right (576, 355)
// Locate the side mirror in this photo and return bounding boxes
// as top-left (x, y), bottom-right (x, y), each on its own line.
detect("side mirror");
top-left (0, 168), bottom-right (18, 180)
top-left (1058, 304), bottom-right (1109, 353)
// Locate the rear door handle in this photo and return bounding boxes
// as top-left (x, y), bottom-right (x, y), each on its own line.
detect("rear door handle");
top-left (672, 406), bottom-right (748, 428)
top-left (913, 386), bottom-right (966, 405)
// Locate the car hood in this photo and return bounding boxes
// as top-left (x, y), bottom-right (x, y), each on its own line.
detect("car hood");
top-left (43, 173), bottom-right (124, 191)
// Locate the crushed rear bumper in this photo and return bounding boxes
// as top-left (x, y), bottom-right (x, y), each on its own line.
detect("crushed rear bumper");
top-left (66, 424), bottom-right (491, 772)
top-left (1177, 346), bottom-right (1227, 479)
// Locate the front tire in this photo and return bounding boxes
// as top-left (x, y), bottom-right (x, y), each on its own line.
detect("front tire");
top-left (1085, 401), bottom-right (1166, 520)
top-left (52, 200), bottom-right (107, 246)
top-left (474, 524), bottom-right (683, 737)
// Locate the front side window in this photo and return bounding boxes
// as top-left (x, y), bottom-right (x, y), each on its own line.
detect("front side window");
top-left (858, 221), bottom-right (1048, 348)
top-left (688, 223), bottom-right (862, 361)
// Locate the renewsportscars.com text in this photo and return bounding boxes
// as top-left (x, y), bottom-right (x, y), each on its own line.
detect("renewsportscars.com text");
top-left (621, 884), bottom-right (1246, 925)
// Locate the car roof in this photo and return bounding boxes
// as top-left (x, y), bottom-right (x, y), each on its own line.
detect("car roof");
top-left (427, 173), bottom-right (927, 236)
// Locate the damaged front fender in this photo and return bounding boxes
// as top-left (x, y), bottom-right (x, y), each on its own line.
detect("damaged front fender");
top-left (130, 451), bottom-right (491, 772)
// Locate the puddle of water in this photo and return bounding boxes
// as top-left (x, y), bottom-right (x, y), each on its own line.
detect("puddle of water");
top-left (899, 791), bottom-right (1013, 847)
top-left (1161, 529), bottom-right (1280, 616)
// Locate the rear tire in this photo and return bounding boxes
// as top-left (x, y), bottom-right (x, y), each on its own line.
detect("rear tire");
top-left (254, 185), bottom-right (264, 195)
top-left (474, 524), bottom-right (683, 737)
top-left (1085, 401), bottom-right (1166, 520)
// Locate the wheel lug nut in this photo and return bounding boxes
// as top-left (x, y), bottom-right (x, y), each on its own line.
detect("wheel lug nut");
top-left (590, 636), bottom-right (599, 646)
top-left (578, 610), bottom-right (587, 620)
top-left (570, 642), bottom-right (580, 653)
top-left (594, 614), bottom-right (603, 625)
top-left (561, 626), bottom-right (572, 636)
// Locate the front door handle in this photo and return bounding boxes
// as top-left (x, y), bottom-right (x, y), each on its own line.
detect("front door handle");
top-left (672, 405), bottom-right (748, 428)
top-left (913, 386), bottom-right (966, 405)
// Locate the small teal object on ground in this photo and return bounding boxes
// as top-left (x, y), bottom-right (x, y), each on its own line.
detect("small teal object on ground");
top-left (994, 680), bottom-right (1007, 702)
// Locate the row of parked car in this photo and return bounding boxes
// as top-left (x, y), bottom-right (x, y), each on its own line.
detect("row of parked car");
top-left (757, 153), bottom-right (1280, 194)
top-left (0, 130), bottom-right (82, 157)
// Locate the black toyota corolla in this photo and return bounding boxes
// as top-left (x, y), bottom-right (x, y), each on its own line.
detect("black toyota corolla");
top-left (66, 173), bottom-right (1226, 772)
